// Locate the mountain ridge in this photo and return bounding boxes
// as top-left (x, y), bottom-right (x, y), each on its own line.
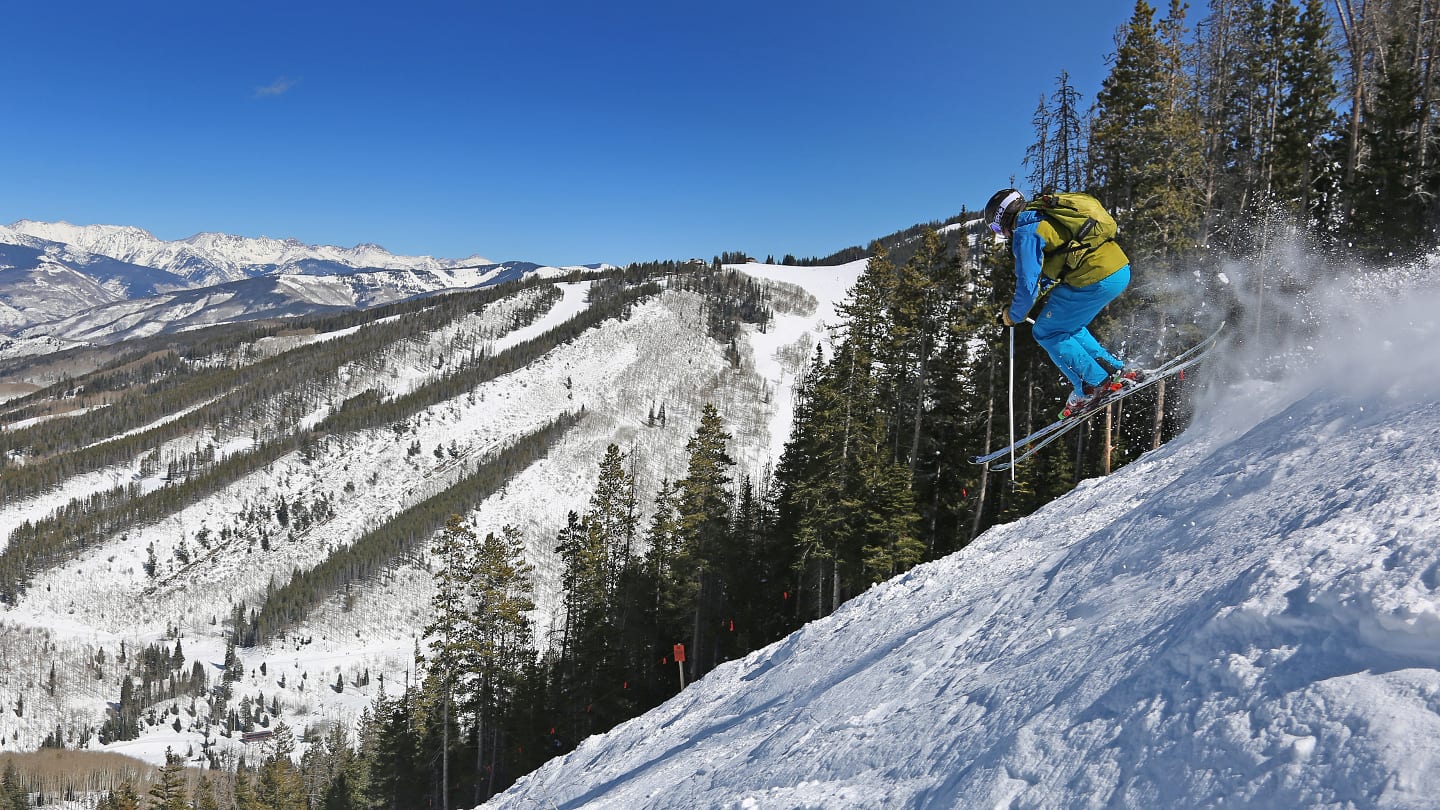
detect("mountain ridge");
top-left (0, 220), bottom-right (598, 348)
top-left (7, 219), bottom-right (494, 284)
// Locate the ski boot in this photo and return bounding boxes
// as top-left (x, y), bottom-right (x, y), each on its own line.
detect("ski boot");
top-left (1059, 368), bottom-right (1142, 419)
top-left (1060, 385), bottom-right (1107, 419)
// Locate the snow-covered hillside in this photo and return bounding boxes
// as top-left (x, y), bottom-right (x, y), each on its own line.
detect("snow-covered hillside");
top-left (484, 258), bottom-right (1440, 808)
top-left (9, 266), bottom-right (544, 345)
top-left (0, 260), bottom-right (864, 768)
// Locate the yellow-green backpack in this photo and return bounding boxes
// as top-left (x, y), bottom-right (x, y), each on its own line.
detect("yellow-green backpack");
top-left (1026, 193), bottom-right (1119, 278)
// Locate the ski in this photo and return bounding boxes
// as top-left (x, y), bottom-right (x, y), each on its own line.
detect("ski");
top-left (971, 322), bottom-right (1226, 470)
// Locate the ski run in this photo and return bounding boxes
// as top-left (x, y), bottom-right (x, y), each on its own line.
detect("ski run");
top-left (486, 255), bottom-right (1440, 808)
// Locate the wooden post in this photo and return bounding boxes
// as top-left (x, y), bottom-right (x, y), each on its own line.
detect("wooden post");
top-left (1152, 378), bottom-right (1166, 451)
top-left (1101, 404), bottom-right (1113, 475)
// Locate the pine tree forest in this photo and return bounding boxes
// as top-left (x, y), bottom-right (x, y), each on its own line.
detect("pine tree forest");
top-left (16, 0), bottom-right (1439, 806)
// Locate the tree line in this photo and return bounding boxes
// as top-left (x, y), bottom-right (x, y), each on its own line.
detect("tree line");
top-left (1032, 0), bottom-right (1438, 262)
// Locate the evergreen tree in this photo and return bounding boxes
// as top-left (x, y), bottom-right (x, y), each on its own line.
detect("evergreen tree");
top-left (109, 781), bottom-right (141, 810)
top-left (800, 246), bottom-right (893, 614)
top-left (925, 237), bottom-right (995, 553)
top-left (147, 749), bottom-right (188, 810)
top-left (464, 525), bottom-right (535, 801)
top-left (577, 444), bottom-right (647, 729)
top-left (788, 345), bottom-right (880, 614)
top-left (639, 478), bottom-right (682, 696)
top-left (1350, 30), bottom-right (1430, 258)
top-left (322, 769), bottom-right (367, 810)
top-left (587, 444), bottom-right (639, 593)
top-left (852, 415), bottom-right (924, 584)
top-left (231, 767), bottom-right (262, 810)
top-left (728, 474), bottom-right (791, 649)
top-left (0, 764), bottom-right (26, 810)
top-left (553, 510), bottom-right (588, 675)
top-left (670, 404), bottom-right (736, 679)
top-left (1272, 0), bottom-right (1340, 226)
top-left (770, 344), bottom-right (823, 535)
top-left (775, 346), bottom-right (841, 620)
top-left (1331, 0), bottom-right (1378, 191)
top-left (1094, 0), bottom-right (1205, 257)
top-left (421, 516), bottom-right (475, 809)
top-left (256, 723), bottom-right (305, 810)
top-left (1094, 0), bottom-right (1164, 214)
top-left (1199, 0), bottom-right (1339, 247)
top-left (889, 226), bottom-right (974, 507)
top-left (1211, 0), bottom-right (1277, 245)
top-left (313, 725), bottom-right (370, 810)
top-left (363, 689), bottom-right (425, 809)
top-left (194, 775), bottom-right (220, 810)
top-left (553, 507), bottom-right (605, 740)
top-left (1153, 0), bottom-right (1208, 256)
top-left (881, 229), bottom-right (946, 471)
top-left (1196, 0), bottom-right (1248, 239)
top-left (775, 237), bottom-right (937, 614)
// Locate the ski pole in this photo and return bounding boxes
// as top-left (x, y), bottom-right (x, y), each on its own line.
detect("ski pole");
top-left (1008, 323), bottom-right (1017, 483)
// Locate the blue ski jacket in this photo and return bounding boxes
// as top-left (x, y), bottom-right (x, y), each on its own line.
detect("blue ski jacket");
top-left (1006, 209), bottom-right (1129, 324)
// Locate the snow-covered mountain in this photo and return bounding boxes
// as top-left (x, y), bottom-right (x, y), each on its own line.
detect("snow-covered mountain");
top-left (0, 233), bottom-right (194, 329)
top-left (12, 261), bottom-right (557, 345)
top-left (7, 220), bottom-right (494, 286)
top-left (485, 259), bottom-right (1440, 808)
top-left (0, 220), bottom-right (597, 344)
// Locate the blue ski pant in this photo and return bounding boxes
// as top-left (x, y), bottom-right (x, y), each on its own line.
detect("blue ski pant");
top-left (1032, 264), bottom-right (1130, 394)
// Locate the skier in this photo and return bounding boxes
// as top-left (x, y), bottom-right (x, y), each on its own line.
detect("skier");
top-left (984, 188), bottom-right (1138, 417)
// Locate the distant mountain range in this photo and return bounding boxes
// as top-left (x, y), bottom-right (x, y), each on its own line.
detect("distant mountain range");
top-left (0, 220), bottom-right (601, 350)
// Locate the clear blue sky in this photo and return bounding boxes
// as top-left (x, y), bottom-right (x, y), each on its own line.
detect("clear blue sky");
top-left (1, 1), bottom-right (1141, 267)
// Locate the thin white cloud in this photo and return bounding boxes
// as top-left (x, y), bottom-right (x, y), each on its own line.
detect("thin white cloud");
top-left (254, 77), bottom-right (297, 98)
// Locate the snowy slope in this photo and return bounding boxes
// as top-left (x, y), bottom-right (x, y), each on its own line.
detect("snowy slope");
top-left (733, 262), bottom-right (865, 457)
top-left (485, 260), bottom-right (1440, 808)
top-left (0, 261), bottom-right (861, 767)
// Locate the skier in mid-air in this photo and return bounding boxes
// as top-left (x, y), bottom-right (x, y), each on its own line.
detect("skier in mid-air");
top-left (984, 187), bottom-right (1139, 418)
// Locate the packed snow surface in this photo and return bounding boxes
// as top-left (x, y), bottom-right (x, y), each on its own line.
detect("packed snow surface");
top-left (487, 261), bottom-right (1440, 808)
